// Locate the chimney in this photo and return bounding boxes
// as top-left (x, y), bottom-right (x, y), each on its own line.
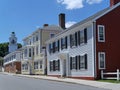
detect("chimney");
top-left (43, 24), bottom-right (49, 27)
top-left (59, 13), bottom-right (65, 29)
top-left (110, 0), bottom-right (120, 7)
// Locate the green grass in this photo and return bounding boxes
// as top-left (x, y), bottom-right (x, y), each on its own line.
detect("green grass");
top-left (98, 79), bottom-right (120, 83)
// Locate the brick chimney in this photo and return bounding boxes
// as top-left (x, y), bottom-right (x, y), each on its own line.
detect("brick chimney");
top-left (43, 24), bottom-right (49, 27)
top-left (110, 0), bottom-right (120, 7)
top-left (59, 13), bottom-right (65, 29)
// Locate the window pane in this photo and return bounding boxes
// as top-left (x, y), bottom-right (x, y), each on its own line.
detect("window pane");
top-left (80, 30), bottom-right (85, 44)
top-left (99, 52), bottom-right (105, 69)
top-left (98, 25), bottom-right (105, 42)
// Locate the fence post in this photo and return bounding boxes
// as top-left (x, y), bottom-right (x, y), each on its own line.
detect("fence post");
top-left (117, 69), bottom-right (119, 81)
top-left (101, 70), bottom-right (104, 79)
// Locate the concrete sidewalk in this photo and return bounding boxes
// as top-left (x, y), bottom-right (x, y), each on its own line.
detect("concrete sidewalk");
top-left (1, 72), bottom-right (120, 90)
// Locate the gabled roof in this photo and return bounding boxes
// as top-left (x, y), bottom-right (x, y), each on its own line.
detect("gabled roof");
top-left (46, 2), bottom-right (120, 43)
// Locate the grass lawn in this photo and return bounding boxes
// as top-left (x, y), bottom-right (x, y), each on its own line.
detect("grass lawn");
top-left (98, 79), bottom-right (120, 83)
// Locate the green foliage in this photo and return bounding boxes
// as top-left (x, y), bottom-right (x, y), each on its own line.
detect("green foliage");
top-left (0, 42), bottom-right (22, 57)
top-left (0, 57), bottom-right (3, 66)
top-left (18, 43), bottom-right (22, 49)
top-left (0, 42), bottom-right (9, 57)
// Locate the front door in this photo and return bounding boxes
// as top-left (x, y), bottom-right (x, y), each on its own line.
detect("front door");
top-left (62, 59), bottom-right (66, 77)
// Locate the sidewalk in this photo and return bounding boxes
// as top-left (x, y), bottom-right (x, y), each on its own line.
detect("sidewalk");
top-left (1, 72), bottom-right (120, 90)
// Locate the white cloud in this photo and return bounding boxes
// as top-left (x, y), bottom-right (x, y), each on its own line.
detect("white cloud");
top-left (86, 0), bottom-right (103, 4)
top-left (65, 21), bottom-right (77, 28)
top-left (57, 0), bottom-right (103, 10)
top-left (57, 0), bottom-right (84, 10)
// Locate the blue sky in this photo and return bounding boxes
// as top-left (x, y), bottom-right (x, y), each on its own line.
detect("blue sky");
top-left (0, 0), bottom-right (109, 44)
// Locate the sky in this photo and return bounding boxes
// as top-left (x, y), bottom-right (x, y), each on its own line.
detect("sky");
top-left (0, 0), bottom-right (110, 44)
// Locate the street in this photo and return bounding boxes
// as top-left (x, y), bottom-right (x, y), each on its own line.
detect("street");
top-left (0, 74), bottom-right (109, 90)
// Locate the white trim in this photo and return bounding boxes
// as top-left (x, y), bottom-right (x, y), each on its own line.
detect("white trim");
top-left (98, 25), bottom-right (105, 42)
top-left (98, 52), bottom-right (106, 69)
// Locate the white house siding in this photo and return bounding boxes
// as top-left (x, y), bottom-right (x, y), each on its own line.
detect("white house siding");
top-left (47, 22), bottom-right (95, 78)
top-left (69, 25), bottom-right (94, 77)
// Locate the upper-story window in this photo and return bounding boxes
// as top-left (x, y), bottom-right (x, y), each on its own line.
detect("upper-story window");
top-left (50, 33), bottom-right (55, 38)
top-left (98, 25), bottom-right (105, 42)
top-left (29, 48), bottom-right (31, 57)
top-left (70, 32), bottom-right (78, 47)
top-left (36, 35), bottom-right (39, 41)
top-left (55, 40), bottom-right (59, 52)
top-left (36, 45), bottom-right (39, 55)
top-left (61, 36), bottom-right (67, 50)
top-left (49, 43), bottom-right (53, 54)
top-left (78, 28), bottom-right (87, 45)
top-left (33, 36), bottom-right (35, 43)
top-left (24, 48), bottom-right (27, 57)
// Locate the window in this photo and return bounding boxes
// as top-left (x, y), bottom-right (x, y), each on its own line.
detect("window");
top-left (78, 28), bottom-right (87, 45)
top-left (40, 61), bottom-right (42, 69)
top-left (70, 33), bottom-right (77, 47)
top-left (98, 25), bottom-right (105, 42)
top-left (80, 54), bottom-right (87, 70)
top-left (29, 48), bottom-right (31, 57)
top-left (24, 49), bottom-right (27, 57)
top-left (50, 33), bottom-right (55, 38)
top-left (70, 54), bottom-right (87, 70)
top-left (22, 63), bottom-right (28, 70)
top-left (49, 60), bottom-right (60, 71)
top-left (70, 57), bottom-right (76, 70)
top-left (55, 40), bottom-right (59, 52)
top-left (98, 52), bottom-right (105, 69)
top-left (36, 35), bottom-right (39, 41)
top-left (36, 45), bottom-right (39, 55)
top-left (61, 36), bottom-right (67, 50)
top-left (34, 62), bottom-right (38, 69)
top-left (50, 61), bottom-right (53, 71)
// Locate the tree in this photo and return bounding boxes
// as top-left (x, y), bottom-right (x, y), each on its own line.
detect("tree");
top-left (0, 42), bottom-right (22, 57)
top-left (0, 57), bottom-right (3, 66)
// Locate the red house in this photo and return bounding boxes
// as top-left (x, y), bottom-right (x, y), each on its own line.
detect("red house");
top-left (96, 0), bottom-right (120, 79)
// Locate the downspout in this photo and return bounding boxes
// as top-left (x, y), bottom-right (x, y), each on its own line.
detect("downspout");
top-left (93, 21), bottom-right (97, 79)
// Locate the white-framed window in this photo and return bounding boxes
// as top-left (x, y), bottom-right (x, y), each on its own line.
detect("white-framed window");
top-left (50, 33), bottom-right (55, 38)
top-left (36, 45), bottom-right (39, 55)
top-left (40, 60), bottom-right (42, 69)
top-left (98, 52), bottom-right (105, 69)
top-left (24, 48), bottom-right (27, 57)
top-left (34, 61), bottom-right (38, 69)
top-left (98, 25), bottom-right (105, 42)
top-left (29, 48), bottom-right (31, 57)
top-left (70, 34), bottom-right (76, 47)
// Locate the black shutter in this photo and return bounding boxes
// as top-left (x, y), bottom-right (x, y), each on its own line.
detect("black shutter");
top-left (85, 54), bottom-right (87, 69)
top-left (61, 38), bottom-right (63, 50)
top-left (65, 36), bottom-right (67, 49)
top-left (70, 57), bottom-right (72, 70)
top-left (70, 35), bottom-right (72, 48)
top-left (58, 40), bottom-right (60, 51)
top-left (78, 55), bottom-right (80, 70)
top-left (84, 28), bottom-right (87, 43)
top-left (78, 31), bottom-right (80, 45)
top-left (58, 59), bottom-right (60, 71)
top-left (53, 60), bottom-right (55, 71)
top-left (75, 32), bottom-right (78, 46)
top-left (49, 44), bottom-right (50, 53)
top-left (50, 61), bottom-right (51, 71)
top-left (53, 42), bottom-right (56, 53)
top-left (75, 56), bottom-right (78, 70)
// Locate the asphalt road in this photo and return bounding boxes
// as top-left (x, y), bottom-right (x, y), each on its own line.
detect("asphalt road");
top-left (0, 74), bottom-right (109, 90)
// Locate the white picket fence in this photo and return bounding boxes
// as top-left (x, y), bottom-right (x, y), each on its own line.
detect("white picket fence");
top-left (101, 69), bottom-right (120, 81)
